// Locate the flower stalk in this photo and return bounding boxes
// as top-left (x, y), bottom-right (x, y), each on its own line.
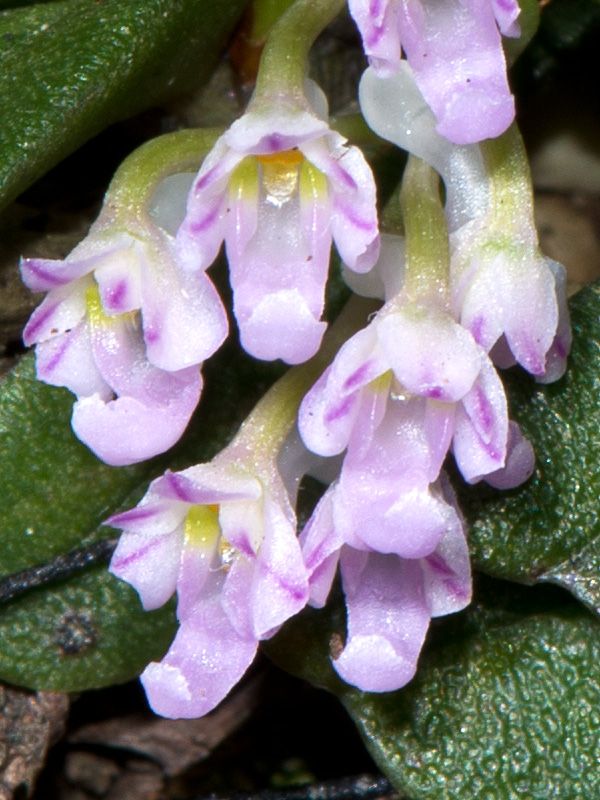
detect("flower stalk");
top-left (106, 128), bottom-right (222, 222)
top-left (255, 0), bottom-right (345, 98)
top-left (399, 156), bottom-right (449, 302)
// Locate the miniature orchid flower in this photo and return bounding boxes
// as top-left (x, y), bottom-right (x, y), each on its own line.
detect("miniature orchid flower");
top-left (300, 476), bottom-right (471, 692)
top-left (22, 220), bottom-right (227, 465)
top-left (299, 300), bottom-right (528, 487)
top-left (176, 89), bottom-right (379, 365)
top-left (350, 0), bottom-right (520, 144)
top-left (108, 453), bottom-right (309, 718)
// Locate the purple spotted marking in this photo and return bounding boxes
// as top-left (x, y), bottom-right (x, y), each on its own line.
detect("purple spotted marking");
top-left (425, 386), bottom-right (444, 400)
top-left (470, 316), bottom-right (485, 346)
top-left (343, 360), bottom-right (374, 392)
top-left (444, 578), bottom-right (470, 600)
top-left (144, 325), bottom-right (160, 345)
top-left (104, 280), bottom-right (128, 311)
top-left (324, 394), bottom-right (356, 424)
top-left (554, 337), bottom-right (568, 359)
top-left (365, 24), bottom-right (385, 49)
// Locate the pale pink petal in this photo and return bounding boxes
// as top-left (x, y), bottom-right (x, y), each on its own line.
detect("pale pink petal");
top-left (107, 496), bottom-right (188, 537)
top-left (536, 259), bottom-right (571, 384)
top-left (348, 0), bottom-right (402, 74)
top-left (109, 527), bottom-right (184, 611)
top-left (301, 133), bottom-right (380, 273)
top-left (140, 246), bottom-right (228, 371)
top-left (238, 290), bottom-right (327, 364)
top-left (249, 497), bottom-right (308, 637)
top-left (227, 186), bottom-right (329, 364)
top-left (35, 322), bottom-right (110, 399)
top-left (491, 0), bottom-right (521, 36)
top-left (396, 0), bottom-right (515, 144)
top-left (422, 484), bottom-right (472, 616)
top-left (224, 106), bottom-right (329, 154)
top-left (458, 250), bottom-right (559, 376)
top-left (300, 487), bottom-right (343, 608)
top-left (176, 139), bottom-right (244, 271)
top-left (176, 534), bottom-right (219, 620)
top-left (23, 282), bottom-right (87, 346)
top-left (378, 308), bottom-right (482, 401)
top-left (71, 367), bottom-right (201, 466)
top-left (334, 551), bottom-right (431, 692)
top-left (20, 250), bottom-right (112, 292)
top-left (94, 247), bottom-right (143, 315)
top-left (484, 421), bottom-right (535, 489)
top-left (299, 325), bottom-right (388, 457)
top-left (141, 588), bottom-right (257, 719)
top-left (452, 355), bottom-right (508, 481)
top-left (154, 467), bottom-right (259, 507)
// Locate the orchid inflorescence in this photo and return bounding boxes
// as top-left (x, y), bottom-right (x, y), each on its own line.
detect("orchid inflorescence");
top-left (21, 0), bottom-right (569, 718)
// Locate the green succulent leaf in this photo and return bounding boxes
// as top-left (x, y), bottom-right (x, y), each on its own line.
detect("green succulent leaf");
top-left (0, 0), bottom-right (248, 211)
top-left (0, 566), bottom-right (176, 691)
top-left (458, 282), bottom-right (600, 615)
top-left (268, 580), bottom-right (600, 800)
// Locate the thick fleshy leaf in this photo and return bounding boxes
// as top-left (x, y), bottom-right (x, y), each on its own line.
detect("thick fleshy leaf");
top-left (458, 282), bottom-right (600, 615)
top-left (267, 579), bottom-right (600, 799)
top-left (0, 0), bottom-right (248, 211)
top-left (0, 565), bottom-right (176, 692)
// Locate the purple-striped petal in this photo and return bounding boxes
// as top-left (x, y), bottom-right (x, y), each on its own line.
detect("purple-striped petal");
top-left (452, 355), bottom-right (508, 481)
top-left (109, 527), bottom-right (184, 611)
top-left (23, 282), bottom-right (88, 346)
top-left (300, 487), bottom-right (343, 608)
top-left (35, 322), bottom-right (110, 399)
top-left (301, 133), bottom-right (380, 273)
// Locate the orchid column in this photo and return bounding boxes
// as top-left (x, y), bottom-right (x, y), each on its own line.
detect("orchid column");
top-left (175, 0), bottom-right (380, 364)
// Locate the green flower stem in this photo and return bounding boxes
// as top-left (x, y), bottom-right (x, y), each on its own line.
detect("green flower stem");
top-left (250, 0), bottom-right (297, 41)
top-left (480, 123), bottom-right (534, 237)
top-left (255, 0), bottom-right (345, 100)
top-left (104, 128), bottom-right (222, 222)
top-left (235, 295), bottom-right (377, 457)
top-left (400, 155), bottom-right (450, 301)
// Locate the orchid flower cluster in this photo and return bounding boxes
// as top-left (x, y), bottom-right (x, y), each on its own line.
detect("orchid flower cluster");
top-left (22, 0), bottom-right (569, 717)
